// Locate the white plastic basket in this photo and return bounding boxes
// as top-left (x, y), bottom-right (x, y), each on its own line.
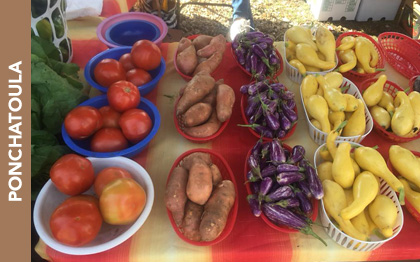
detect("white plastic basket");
top-left (314, 142), bottom-right (404, 251)
top-left (300, 77), bottom-right (373, 145)
top-left (283, 34), bottom-right (338, 84)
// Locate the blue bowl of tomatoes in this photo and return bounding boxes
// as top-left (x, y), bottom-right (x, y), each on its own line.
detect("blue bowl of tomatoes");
top-left (84, 46), bottom-right (165, 96)
top-left (62, 94), bottom-right (161, 158)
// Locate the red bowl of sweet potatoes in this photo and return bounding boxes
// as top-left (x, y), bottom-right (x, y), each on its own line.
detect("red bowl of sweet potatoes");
top-left (165, 148), bottom-right (239, 246)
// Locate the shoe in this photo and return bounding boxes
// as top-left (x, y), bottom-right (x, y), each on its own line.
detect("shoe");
top-left (228, 18), bottom-right (250, 42)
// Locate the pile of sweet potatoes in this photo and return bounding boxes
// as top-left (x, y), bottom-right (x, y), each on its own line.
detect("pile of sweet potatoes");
top-left (165, 152), bottom-right (236, 242)
top-left (176, 72), bottom-right (235, 138)
top-left (176, 34), bottom-right (226, 76)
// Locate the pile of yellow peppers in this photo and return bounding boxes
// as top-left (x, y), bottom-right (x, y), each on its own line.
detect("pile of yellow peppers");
top-left (317, 132), bottom-right (405, 241)
top-left (363, 74), bottom-right (420, 138)
top-left (285, 26), bottom-right (336, 75)
top-left (336, 35), bottom-right (382, 74)
top-left (301, 72), bottom-right (366, 136)
top-left (389, 145), bottom-right (420, 216)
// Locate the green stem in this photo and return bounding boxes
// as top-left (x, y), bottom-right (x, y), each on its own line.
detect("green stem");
top-left (300, 226), bottom-right (328, 246)
top-left (399, 188), bottom-right (405, 205)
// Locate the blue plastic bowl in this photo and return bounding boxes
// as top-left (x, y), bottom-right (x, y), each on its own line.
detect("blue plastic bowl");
top-left (105, 20), bottom-right (160, 47)
top-left (62, 95), bottom-right (161, 158)
top-left (84, 46), bottom-right (166, 95)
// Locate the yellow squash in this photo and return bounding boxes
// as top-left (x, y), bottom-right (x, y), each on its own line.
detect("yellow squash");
top-left (320, 146), bottom-right (333, 161)
top-left (354, 146), bottom-right (405, 204)
top-left (362, 75), bottom-right (386, 107)
top-left (317, 161), bottom-right (333, 182)
top-left (389, 145), bottom-right (420, 188)
top-left (352, 158), bottom-right (361, 176)
top-left (343, 94), bottom-right (359, 112)
top-left (337, 36), bottom-right (356, 51)
top-left (329, 111), bottom-right (345, 131)
top-left (289, 59), bottom-right (307, 75)
top-left (317, 75), bottom-right (347, 112)
top-left (285, 26), bottom-right (318, 50)
top-left (337, 49), bottom-right (357, 73)
top-left (391, 91), bottom-right (415, 136)
top-left (378, 91), bottom-right (395, 115)
top-left (364, 208), bottom-right (378, 235)
top-left (322, 179), bottom-right (369, 241)
top-left (368, 195), bottom-right (398, 238)
top-left (408, 91), bottom-right (420, 136)
top-left (315, 26), bottom-right (336, 63)
top-left (399, 178), bottom-right (420, 213)
top-left (370, 105), bottom-right (391, 129)
top-left (324, 72), bottom-right (343, 89)
top-left (326, 119), bottom-right (347, 158)
top-left (355, 37), bottom-right (375, 73)
top-left (344, 189), bottom-right (371, 236)
top-left (305, 65), bottom-right (321, 72)
top-left (296, 43), bottom-right (336, 70)
top-left (342, 99), bottom-right (366, 137)
top-left (332, 142), bottom-right (354, 188)
top-left (340, 171), bottom-right (379, 220)
top-left (306, 94), bottom-right (331, 133)
top-left (310, 119), bottom-right (322, 130)
top-left (301, 75), bottom-right (318, 106)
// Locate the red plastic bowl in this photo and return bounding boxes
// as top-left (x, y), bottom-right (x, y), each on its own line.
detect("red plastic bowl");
top-left (386, 150), bottom-right (420, 224)
top-left (166, 148), bottom-right (239, 245)
top-left (174, 97), bottom-right (230, 143)
top-left (336, 32), bottom-right (385, 81)
top-left (378, 32), bottom-right (420, 79)
top-left (359, 78), bottom-right (420, 143)
top-left (240, 87), bottom-right (297, 141)
top-left (231, 46), bottom-right (284, 80)
top-left (243, 142), bottom-right (318, 233)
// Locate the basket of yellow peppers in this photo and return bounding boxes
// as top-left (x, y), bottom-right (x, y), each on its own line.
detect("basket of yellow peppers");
top-left (315, 134), bottom-right (404, 251)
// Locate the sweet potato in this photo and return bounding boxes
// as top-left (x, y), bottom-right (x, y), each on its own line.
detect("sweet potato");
top-left (183, 110), bottom-right (222, 138)
top-left (200, 180), bottom-right (236, 241)
top-left (193, 51), bottom-right (223, 76)
top-left (196, 34), bottom-right (227, 58)
top-left (192, 35), bottom-right (213, 50)
top-left (176, 72), bottom-right (215, 115)
top-left (177, 37), bottom-right (193, 53)
top-left (165, 166), bottom-right (189, 226)
top-left (180, 200), bottom-right (203, 241)
top-left (181, 152), bottom-right (212, 170)
top-left (176, 45), bottom-right (198, 76)
top-left (216, 84), bottom-right (235, 122)
top-left (186, 159), bottom-right (213, 205)
top-left (210, 164), bottom-right (222, 186)
top-left (201, 87), bottom-right (217, 106)
top-left (180, 102), bottom-right (213, 127)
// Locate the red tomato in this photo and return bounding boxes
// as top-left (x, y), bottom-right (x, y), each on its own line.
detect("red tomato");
top-left (99, 106), bottom-right (121, 128)
top-left (118, 53), bottom-right (135, 71)
top-left (94, 167), bottom-right (132, 197)
top-left (50, 195), bottom-right (102, 246)
top-left (119, 109), bottom-right (153, 143)
top-left (90, 128), bottom-right (128, 152)
top-left (107, 80), bottom-right (140, 112)
top-left (50, 154), bottom-right (95, 196)
top-left (99, 178), bottom-right (146, 225)
top-left (93, 58), bottom-right (126, 87)
top-left (131, 40), bottom-right (161, 71)
top-left (64, 106), bottom-right (103, 140)
top-left (126, 68), bottom-right (152, 87)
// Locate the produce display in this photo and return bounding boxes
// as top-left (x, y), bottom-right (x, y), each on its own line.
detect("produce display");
top-left (48, 154), bottom-right (147, 246)
top-left (362, 75), bottom-right (420, 138)
top-left (165, 152), bottom-right (236, 242)
top-left (244, 139), bottom-right (325, 245)
top-left (64, 80), bottom-right (153, 152)
top-left (301, 72), bottom-right (367, 137)
top-left (94, 40), bottom-right (161, 88)
top-left (175, 72), bottom-right (235, 138)
top-left (240, 81), bottom-right (297, 139)
top-left (176, 34), bottom-right (226, 76)
top-left (232, 31), bottom-right (281, 80)
top-left (336, 35), bottom-right (382, 74)
top-left (317, 131), bottom-right (404, 241)
top-left (284, 26), bottom-right (336, 75)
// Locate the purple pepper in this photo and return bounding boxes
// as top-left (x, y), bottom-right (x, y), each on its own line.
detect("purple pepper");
top-left (277, 172), bottom-right (304, 186)
top-left (247, 194), bottom-right (262, 217)
top-left (265, 186), bottom-right (294, 202)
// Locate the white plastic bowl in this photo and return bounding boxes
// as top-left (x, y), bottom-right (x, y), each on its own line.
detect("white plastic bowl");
top-left (33, 156), bottom-right (154, 255)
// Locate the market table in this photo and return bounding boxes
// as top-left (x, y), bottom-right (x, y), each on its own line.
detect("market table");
top-left (35, 16), bottom-right (420, 262)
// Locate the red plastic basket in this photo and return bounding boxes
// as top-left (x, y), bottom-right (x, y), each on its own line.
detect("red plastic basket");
top-left (359, 78), bottom-right (420, 143)
top-left (166, 148), bottom-right (239, 246)
top-left (336, 32), bottom-right (385, 81)
top-left (244, 142), bottom-right (318, 233)
top-left (240, 87), bottom-right (297, 141)
top-left (387, 150), bottom-right (420, 224)
top-left (378, 32), bottom-right (420, 79)
top-left (174, 97), bottom-right (230, 143)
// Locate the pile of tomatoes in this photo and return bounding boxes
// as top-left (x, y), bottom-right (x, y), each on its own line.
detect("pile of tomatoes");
top-left (64, 80), bottom-right (153, 152)
top-left (49, 154), bottom-right (147, 247)
top-left (94, 40), bottom-right (162, 88)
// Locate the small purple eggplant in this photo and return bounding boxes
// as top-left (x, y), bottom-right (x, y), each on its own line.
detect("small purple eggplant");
top-left (270, 139), bottom-right (287, 164)
top-left (270, 83), bottom-right (285, 93)
top-left (261, 165), bottom-right (277, 178)
top-left (301, 159), bottom-right (324, 200)
top-left (246, 170), bottom-right (260, 183)
top-left (273, 197), bottom-right (300, 208)
top-left (296, 180), bottom-right (312, 199)
top-left (252, 44), bottom-right (267, 59)
top-left (265, 186), bottom-right (293, 202)
top-left (290, 145), bottom-right (306, 164)
top-left (261, 142), bottom-right (270, 159)
top-left (247, 194), bottom-right (262, 217)
top-left (279, 112), bottom-right (292, 131)
top-left (251, 138), bottom-right (263, 159)
top-left (254, 125), bottom-right (274, 138)
top-left (277, 172), bottom-right (304, 186)
top-left (277, 163), bottom-right (304, 173)
top-left (279, 90), bottom-right (295, 100)
top-left (250, 181), bottom-right (261, 194)
top-left (240, 84), bottom-right (250, 94)
top-left (249, 106), bottom-right (263, 124)
top-left (281, 102), bottom-right (298, 123)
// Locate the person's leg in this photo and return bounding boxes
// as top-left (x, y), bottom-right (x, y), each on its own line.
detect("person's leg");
top-left (232, 0), bottom-right (254, 27)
